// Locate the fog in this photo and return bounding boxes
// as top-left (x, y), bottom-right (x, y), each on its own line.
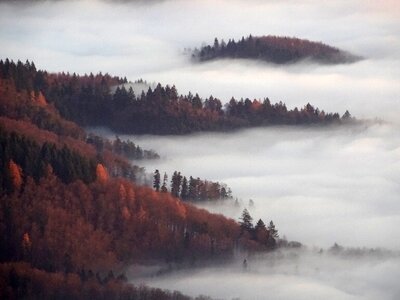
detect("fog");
top-left (1, 0), bottom-right (399, 121)
top-left (97, 123), bottom-right (400, 251)
top-left (2, 0), bottom-right (400, 298)
top-left (137, 248), bottom-right (400, 300)
top-left (96, 122), bottom-right (400, 299)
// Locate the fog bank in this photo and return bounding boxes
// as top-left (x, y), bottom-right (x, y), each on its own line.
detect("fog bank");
top-left (95, 123), bottom-right (400, 250)
top-left (137, 248), bottom-right (400, 300)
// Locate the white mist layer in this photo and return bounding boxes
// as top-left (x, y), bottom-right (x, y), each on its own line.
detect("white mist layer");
top-left (96, 123), bottom-right (400, 250)
top-left (137, 249), bottom-right (400, 300)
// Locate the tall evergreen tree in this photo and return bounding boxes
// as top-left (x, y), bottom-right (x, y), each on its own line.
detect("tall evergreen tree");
top-left (239, 209), bottom-right (253, 232)
top-left (153, 169), bottom-right (160, 192)
top-left (255, 219), bottom-right (268, 244)
top-left (180, 176), bottom-right (188, 200)
top-left (161, 172), bottom-right (168, 193)
top-left (188, 176), bottom-right (197, 200)
top-left (268, 220), bottom-right (279, 239)
top-left (170, 171), bottom-right (182, 198)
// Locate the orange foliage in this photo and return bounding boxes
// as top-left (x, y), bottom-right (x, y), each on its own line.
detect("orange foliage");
top-left (0, 117), bottom-right (96, 158)
top-left (36, 91), bottom-right (47, 106)
top-left (0, 78), bottom-right (85, 139)
top-left (96, 164), bottom-right (108, 183)
top-left (8, 160), bottom-right (23, 191)
top-left (119, 184), bottom-right (127, 203)
top-left (22, 232), bottom-right (32, 249)
top-left (121, 206), bottom-right (131, 221)
top-left (251, 99), bottom-right (262, 111)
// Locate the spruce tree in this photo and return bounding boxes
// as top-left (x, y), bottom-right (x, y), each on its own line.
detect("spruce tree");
top-left (268, 220), bottom-right (279, 239)
top-left (153, 169), bottom-right (160, 192)
top-left (239, 209), bottom-right (253, 232)
top-left (161, 172), bottom-right (168, 193)
top-left (180, 176), bottom-right (188, 200)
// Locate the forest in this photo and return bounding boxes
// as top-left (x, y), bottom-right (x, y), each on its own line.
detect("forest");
top-left (192, 35), bottom-right (362, 65)
top-left (0, 59), bottom-right (355, 136)
top-left (153, 170), bottom-right (232, 201)
top-left (0, 58), bottom-right (283, 299)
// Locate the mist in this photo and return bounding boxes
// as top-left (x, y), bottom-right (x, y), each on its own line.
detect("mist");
top-left (96, 123), bottom-right (400, 250)
top-left (137, 248), bottom-right (400, 300)
top-left (1, 0), bottom-right (399, 122)
top-left (90, 122), bottom-right (400, 300)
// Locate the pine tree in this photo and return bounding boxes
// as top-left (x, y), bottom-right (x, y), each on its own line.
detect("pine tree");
top-left (180, 176), bottom-right (188, 200)
top-left (255, 219), bottom-right (268, 244)
top-left (153, 169), bottom-right (160, 192)
top-left (268, 220), bottom-right (279, 239)
top-left (161, 172), bottom-right (168, 193)
top-left (255, 219), bottom-right (266, 231)
top-left (239, 209), bottom-right (253, 232)
top-left (188, 176), bottom-right (197, 200)
top-left (170, 171), bottom-right (182, 198)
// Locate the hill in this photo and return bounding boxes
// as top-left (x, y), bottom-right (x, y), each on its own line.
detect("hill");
top-left (192, 35), bottom-right (362, 65)
top-left (0, 58), bottom-right (278, 299)
top-left (0, 59), bottom-right (355, 136)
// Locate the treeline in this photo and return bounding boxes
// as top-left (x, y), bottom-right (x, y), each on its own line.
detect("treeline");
top-left (153, 170), bottom-right (232, 201)
top-left (1, 59), bottom-right (355, 135)
top-left (87, 134), bottom-right (160, 161)
top-left (192, 35), bottom-right (361, 64)
top-left (61, 79), bottom-right (354, 135)
top-left (239, 209), bottom-right (279, 248)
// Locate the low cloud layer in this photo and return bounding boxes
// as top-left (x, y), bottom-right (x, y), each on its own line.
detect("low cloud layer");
top-left (107, 123), bottom-right (400, 250)
top-left (137, 248), bottom-right (400, 300)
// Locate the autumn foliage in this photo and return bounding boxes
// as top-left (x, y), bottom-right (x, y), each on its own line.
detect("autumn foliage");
top-left (8, 160), bottom-right (23, 191)
top-left (96, 163), bottom-right (109, 183)
top-left (0, 58), bottom-right (276, 298)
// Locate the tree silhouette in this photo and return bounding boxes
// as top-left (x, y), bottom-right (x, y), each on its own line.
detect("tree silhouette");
top-left (153, 169), bottom-right (160, 192)
top-left (239, 209), bottom-right (253, 232)
top-left (161, 172), bottom-right (168, 193)
top-left (268, 220), bottom-right (279, 239)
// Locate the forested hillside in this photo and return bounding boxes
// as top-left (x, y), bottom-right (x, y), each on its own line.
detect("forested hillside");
top-left (0, 58), bottom-right (279, 299)
top-left (192, 35), bottom-right (362, 65)
top-left (0, 59), bottom-right (354, 136)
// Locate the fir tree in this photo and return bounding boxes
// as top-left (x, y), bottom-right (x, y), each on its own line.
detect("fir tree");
top-left (239, 209), bottom-right (253, 232)
top-left (153, 169), bottom-right (160, 192)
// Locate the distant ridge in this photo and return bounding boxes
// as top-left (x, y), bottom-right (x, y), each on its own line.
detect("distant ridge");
top-left (192, 35), bottom-right (362, 65)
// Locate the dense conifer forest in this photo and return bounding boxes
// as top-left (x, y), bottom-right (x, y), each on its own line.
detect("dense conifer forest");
top-left (192, 35), bottom-right (362, 65)
top-left (0, 59), bottom-right (354, 136)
